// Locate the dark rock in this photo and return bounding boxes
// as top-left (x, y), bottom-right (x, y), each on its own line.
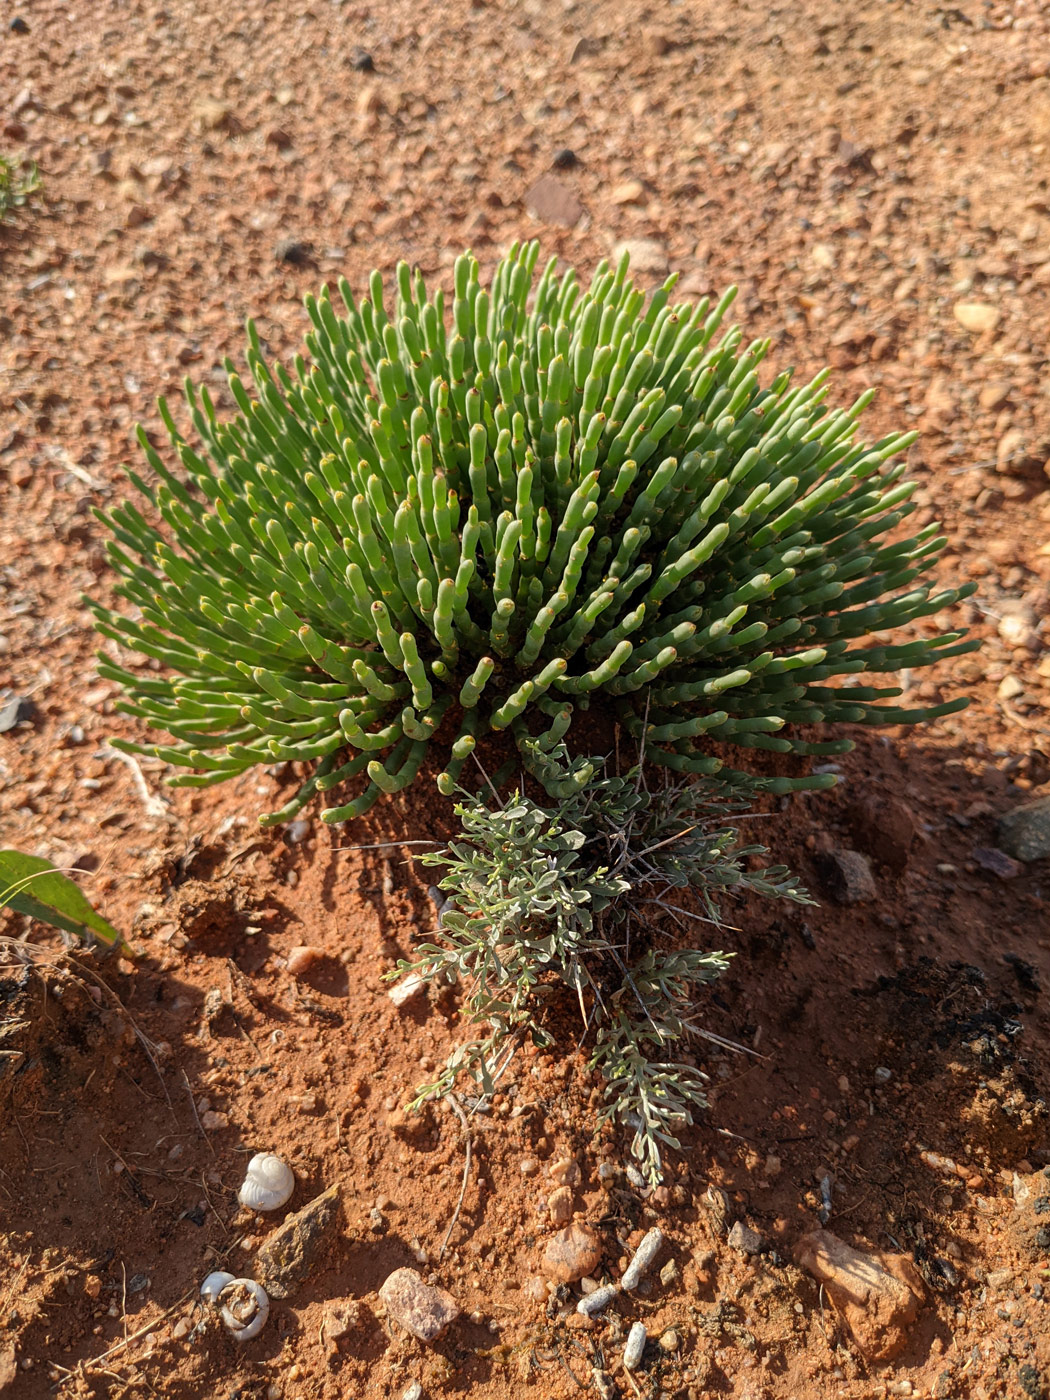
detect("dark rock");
top-left (254, 1184), bottom-right (341, 1298)
top-left (350, 46), bottom-right (375, 72)
top-left (551, 148), bottom-right (578, 170)
top-left (1018, 1364), bottom-right (1045, 1400)
top-left (821, 849), bottom-right (877, 904)
top-left (274, 238), bottom-right (314, 266)
top-left (9, 16), bottom-right (29, 32)
top-left (972, 846), bottom-right (1024, 880)
top-left (524, 175), bottom-right (584, 228)
top-left (1004, 952), bottom-right (1041, 992)
top-left (997, 796), bottom-right (1050, 862)
top-left (847, 793), bottom-right (916, 872)
top-left (380, 1267), bottom-right (458, 1342)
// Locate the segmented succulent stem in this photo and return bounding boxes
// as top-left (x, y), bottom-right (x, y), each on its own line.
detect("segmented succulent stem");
top-left (90, 242), bottom-right (974, 822)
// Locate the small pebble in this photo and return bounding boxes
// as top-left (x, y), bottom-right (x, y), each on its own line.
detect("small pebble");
top-left (286, 818), bottom-right (310, 843)
top-left (623, 1320), bottom-right (647, 1371)
top-left (541, 1222), bottom-right (602, 1283)
top-left (322, 1301), bottom-right (358, 1351)
top-left (549, 1157), bottom-right (581, 1186)
top-left (389, 972), bottom-right (426, 1009)
top-left (659, 1258), bottom-right (679, 1288)
top-left (728, 1220), bottom-right (765, 1255)
top-left (520, 1158), bottom-right (539, 1177)
top-left (287, 945), bottom-right (323, 975)
top-left (548, 1186), bottom-right (573, 1226)
top-left (874, 1066), bottom-right (893, 1084)
top-left (659, 1327), bottom-right (679, 1353)
top-left (380, 1268), bottom-right (459, 1343)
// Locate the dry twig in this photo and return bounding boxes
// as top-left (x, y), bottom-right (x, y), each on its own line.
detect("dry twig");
top-left (50, 1290), bottom-right (195, 1390)
top-left (439, 1093), bottom-right (473, 1260)
top-left (100, 745), bottom-right (173, 820)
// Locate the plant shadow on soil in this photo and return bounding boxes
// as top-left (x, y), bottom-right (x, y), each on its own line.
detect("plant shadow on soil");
top-left (0, 727), bottom-right (1047, 1397)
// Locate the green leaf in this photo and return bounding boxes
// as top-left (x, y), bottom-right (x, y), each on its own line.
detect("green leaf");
top-left (0, 850), bottom-right (131, 955)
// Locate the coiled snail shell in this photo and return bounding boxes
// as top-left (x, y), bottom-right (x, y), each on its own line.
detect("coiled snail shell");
top-left (237, 1152), bottom-right (294, 1212)
top-left (219, 1278), bottom-right (270, 1342)
top-left (200, 1270), bottom-right (236, 1305)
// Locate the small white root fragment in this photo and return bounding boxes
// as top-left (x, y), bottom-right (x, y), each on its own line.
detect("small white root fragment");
top-left (623, 1320), bottom-right (647, 1371)
top-left (621, 1227), bottom-right (664, 1290)
top-left (577, 1284), bottom-right (619, 1317)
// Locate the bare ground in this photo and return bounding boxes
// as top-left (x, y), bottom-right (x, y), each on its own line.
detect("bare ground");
top-left (2, 1), bottom-right (1050, 1397)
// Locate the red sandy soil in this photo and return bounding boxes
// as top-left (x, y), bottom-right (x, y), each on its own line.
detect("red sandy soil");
top-left (2, 1), bottom-right (1050, 1398)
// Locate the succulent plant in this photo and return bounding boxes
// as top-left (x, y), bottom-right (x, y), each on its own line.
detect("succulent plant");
top-left (90, 240), bottom-right (974, 823)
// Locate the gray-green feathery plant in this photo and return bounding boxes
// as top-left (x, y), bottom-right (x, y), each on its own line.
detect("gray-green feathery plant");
top-left (90, 241), bottom-right (975, 823)
top-left (399, 746), bottom-right (811, 1181)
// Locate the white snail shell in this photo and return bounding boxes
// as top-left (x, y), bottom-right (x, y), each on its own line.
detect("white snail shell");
top-left (237, 1152), bottom-right (295, 1212)
top-left (219, 1278), bottom-right (270, 1342)
top-left (200, 1270), bottom-right (236, 1305)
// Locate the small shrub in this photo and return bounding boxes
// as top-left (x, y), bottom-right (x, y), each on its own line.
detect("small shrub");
top-left (0, 156), bottom-right (41, 223)
top-left (399, 745), bottom-right (811, 1181)
top-left (91, 242), bottom-right (974, 823)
